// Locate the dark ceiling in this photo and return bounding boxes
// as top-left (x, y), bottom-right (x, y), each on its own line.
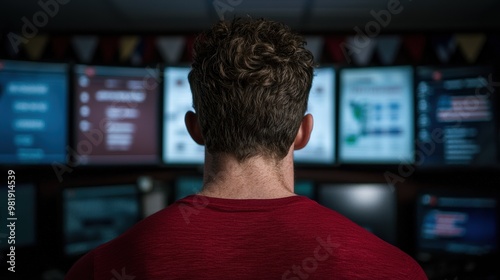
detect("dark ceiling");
top-left (1, 0), bottom-right (500, 33)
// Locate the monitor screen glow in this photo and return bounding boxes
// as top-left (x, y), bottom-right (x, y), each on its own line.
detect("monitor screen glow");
top-left (339, 66), bottom-right (414, 164)
top-left (416, 66), bottom-right (497, 166)
top-left (0, 60), bottom-right (68, 164)
top-left (294, 67), bottom-right (336, 164)
top-left (63, 184), bottom-right (140, 256)
top-left (416, 191), bottom-right (498, 256)
top-left (74, 65), bottom-right (160, 165)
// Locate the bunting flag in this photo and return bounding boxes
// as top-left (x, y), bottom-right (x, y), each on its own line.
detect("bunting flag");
top-left (24, 35), bottom-right (49, 60)
top-left (185, 35), bottom-right (197, 62)
top-left (455, 33), bottom-right (486, 64)
top-left (345, 36), bottom-right (377, 66)
top-left (488, 34), bottom-right (500, 61)
top-left (141, 36), bottom-right (157, 64)
top-left (51, 36), bottom-right (70, 60)
top-left (325, 36), bottom-right (347, 63)
top-left (157, 36), bottom-right (186, 64)
top-left (376, 35), bottom-right (401, 65)
top-left (119, 36), bottom-right (140, 62)
top-left (403, 34), bottom-right (426, 63)
top-left (432, 35), bottom-right (457, 64)
top-left (72, 36), bottom-right (98, 63)
top-left (99, 36), bottom-right (119, 63)
top-left (4, 35), bottom-right (21, 58)
top-left (304, 36), bottom-right (324, 63)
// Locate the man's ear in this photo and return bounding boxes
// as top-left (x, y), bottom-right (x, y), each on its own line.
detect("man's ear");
top-left (294, 114), bottom-right (313, 150)
top-left (185, 111), bottom-right (205, 145)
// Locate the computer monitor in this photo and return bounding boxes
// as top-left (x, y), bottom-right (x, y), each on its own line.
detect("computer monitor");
top-left (0, 60), bottom-right (68, 164)
top-left (73, 65), bottom-right (160, 165)
top-left (175, 177), bottom-right (203, 201)
top-left (294, 67), bottom-right (336, 165)
top-left (416, 66), bottom-right (497, 166)
top-left (416, 190), bottom-right (498, 257)
top-left (295, 180), bottom-right (315, 199)
top-left (318, 184), bottom-right (397, 244)
top-left (338, 66), bottom-right (414, 164)
top-left (63, 184), bottom-right (140, 256)
top-left (163, 66), bottom-right (336, 166)
top-left (163, 66), bottom-right (204, 165)
top-left (0, 183), bottom-right (36, 249)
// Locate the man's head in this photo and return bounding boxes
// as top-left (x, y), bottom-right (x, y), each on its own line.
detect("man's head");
top-left (187, 18), bottom-right (314, 163)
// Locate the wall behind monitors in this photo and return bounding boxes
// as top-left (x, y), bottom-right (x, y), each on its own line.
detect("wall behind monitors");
top-left (294, 67), bottom-right (336, 165)
top-left (74, 65), bottom-right (160, 165)
top-left (63, 184), bottom-right (140, 256)
top-left (0, 60), bottom-right (68, 164)
top-left (339, 66), bottom-right (414, 164)
top-left (163, 67), bottom-right (204, 165)
top-left (416, 66), bottom-right (498, 167)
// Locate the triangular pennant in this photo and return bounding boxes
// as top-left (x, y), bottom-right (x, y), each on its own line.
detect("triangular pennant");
top-left (455, 33), bottom-right (486, 64)
top-left (304, 36), bottom-right (324, 63)
top-left (130, 38), bottom-right (144, 66)
top-left (142, 36), bottom-right (157, 64)
top-left (487, 35), bottom-right (500, 62)
top-left (4, 36), bottom-right (21, 58)
top-left (51, 36), bottom-right (70, 59)
top-left (24, 35), bottom-right (49, 60)
top-left (432, 35), bottom-right (457, 64)
top-left (119, 36), bottom-right (140, 62)
top-left (325, 36), bottom-right (347, 63)
top-left (376, 35), bottom-right (401, 65)
top-left (346, 36), bottom-right (376, 66)
top-left (72, 36), bottom-right (98, 63)
top-left (157, 36), bottom-right (186, 64)
top-left (403, 34), bottom-right (426, 63)
top-left (185, 35), bottom-right (197, 61)
top-left (99, 36), bottom-right (119, 63)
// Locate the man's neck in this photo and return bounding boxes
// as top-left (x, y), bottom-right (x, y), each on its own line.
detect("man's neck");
top-left (199, 151), bottom-right (296, 199)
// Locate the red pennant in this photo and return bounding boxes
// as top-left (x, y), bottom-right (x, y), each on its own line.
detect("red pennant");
top-left (185, 35), bottom-right (197, 61)
top-left (403, 35), bottom-right (426, 63)
top-left (51, 36), bottom-right (70, 60)
top-left (142, 36), bottom-right (157, 64)
top-left (99, 36), bottom-right (119, 63)
top-left (325, 36), bottom-right (347, 63)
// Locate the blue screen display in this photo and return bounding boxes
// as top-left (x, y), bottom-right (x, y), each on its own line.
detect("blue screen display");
top-left (339, 66), bottom-right (414, 164)
top-left (417, 192), bottom-right (498, 255)
top-left (63, 185), bottom-right (139, 256)
top-left (0, 60), bottom-right (68, 164)
top-left (416, 66), bottom-right (497, 166)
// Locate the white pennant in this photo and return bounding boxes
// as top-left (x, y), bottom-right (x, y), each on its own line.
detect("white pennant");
top-left (71, 36), bottom-right (98, 63)
top-left (304, 36), bottom-right (324, 63)
top-left (346, 36), bottom-right (377, 66)
top-left (434, 36), bottom-right (457, 64)
top-left (157, 36), bottom-right (186, 64)
top-left (376, 35), bottom-right (401, 65)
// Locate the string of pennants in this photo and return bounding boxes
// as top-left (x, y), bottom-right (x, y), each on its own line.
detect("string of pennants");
top-left (2, 33), bottom-right (500, 65)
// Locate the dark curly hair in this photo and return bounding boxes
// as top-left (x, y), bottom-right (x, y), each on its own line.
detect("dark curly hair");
top-left (188, 18), bottom-right (315, 162)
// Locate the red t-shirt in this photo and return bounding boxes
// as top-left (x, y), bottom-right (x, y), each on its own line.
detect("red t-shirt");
top-left (65, 195), bottom-right (427, 280)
